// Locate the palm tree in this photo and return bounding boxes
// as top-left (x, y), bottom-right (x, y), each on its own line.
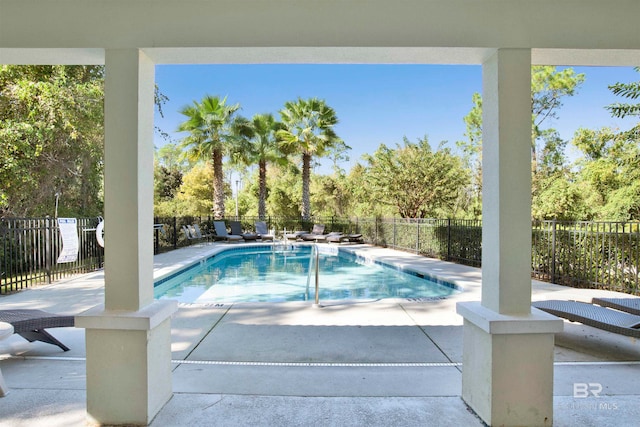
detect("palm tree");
top-left (278, 97), bottom-right (340, 220)
top-left (177, 95), bottom-right (240, 219)
top-left (231, 113), bottom-right (286, 220)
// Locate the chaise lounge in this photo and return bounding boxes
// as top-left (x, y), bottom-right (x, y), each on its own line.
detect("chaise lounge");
top-left (230, 220), bottom-right (259, 241)
top-left (326, 233), bottom-right (363, 244)
top-left (254, 221), bottom-right (274, 241)
top-left (300, 224), bottom-right (327, 242)
top-left (213, 221), bottom-right (243, 243)
top-left (0, 309), bottom-right (75, 351)
top-left (532, 300), bottom-right (640, 338)
top-left (592, 297), bottom-right (640, 316)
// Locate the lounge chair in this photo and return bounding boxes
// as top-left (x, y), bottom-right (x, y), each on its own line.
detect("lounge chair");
top-left (213, 221), bottom-right (243, 243)
top-left (285, 230), bottom-right (308, 241)
top-left (0, 321), bottom-right (12, 396)
top-left (230, 221), bottom-right (259, 241)
top-left (532, 300), bottom-right (640, 338)
top-left (192, 223), bottom-right (215, 241)
top-left (592, 297), bottom-right (640, 316)
top-left (303, 231), bottom-right (342, 243)
top-left (0, 309), bottom-right (75, 351)
top-left (254, 221), bottom-right (274, 241)
top-left (300, 224), bottom-right (327, 241)
top-left (326, 233), bottom-right (364, 244)
top-left (182, 225), bottom-right (195, 241)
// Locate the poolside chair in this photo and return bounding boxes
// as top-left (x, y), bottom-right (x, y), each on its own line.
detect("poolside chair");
top-left (254, 221), bottom-right (274, 241)
top-left (213, 221), bottom-right (243, 243)
top-left (326, 233), bottom-right (364, 244)
top-left (300, 224), bottom-right (327, 241)
top-left (303, 231), bottom-right (342, 243)
top-left (182, 225), bottom-right (195, 241)
top-left (230, 221), bottom-right (259, 241)
top-left (285, 230), bottom-right (308, 241)
top-left (592, 297), bottom-right (640, 316)
top-left (192, 223), bottom-right (215, 241)
top-left (0, 309), bottom-right (75, 351)
top-left (532, 300), bottom-right (640, 338)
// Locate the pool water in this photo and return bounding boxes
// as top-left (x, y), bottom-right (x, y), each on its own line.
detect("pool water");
top-left (154, 245), bottom-right (459, 303)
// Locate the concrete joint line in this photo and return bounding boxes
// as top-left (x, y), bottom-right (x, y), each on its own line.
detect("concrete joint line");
top-left (8, 356), bottom-right (640, 367)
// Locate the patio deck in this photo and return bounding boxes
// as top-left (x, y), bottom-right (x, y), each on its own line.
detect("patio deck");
top-left (0, 243), bottom-right (638, 426)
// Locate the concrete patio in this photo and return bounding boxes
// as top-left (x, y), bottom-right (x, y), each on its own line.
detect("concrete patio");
top-left (1, 243), bottom-right (639, 426)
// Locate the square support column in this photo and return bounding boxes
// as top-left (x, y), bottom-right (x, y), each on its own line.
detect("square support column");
top-left (76, 49), bottom-right (177, 426)
top-left (457, 49), bottom-right (563, 426)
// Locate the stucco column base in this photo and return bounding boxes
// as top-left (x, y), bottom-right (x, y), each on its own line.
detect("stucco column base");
top-left (76, 300), bottom-right (178, 426)
top-left (457, 302), bottom-right (563, 427)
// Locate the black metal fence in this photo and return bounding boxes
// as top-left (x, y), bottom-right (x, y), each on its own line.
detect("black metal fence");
top-left (355, 218), bottom-right (482, 267)
top-left (1, 217), bottom-right (104, 294)
top-left (532, 220), bottom-right (640, 295)
top-left (3, 216), bottom-right (639, 296)
top-left (151, 215), bottom-right (361, 254)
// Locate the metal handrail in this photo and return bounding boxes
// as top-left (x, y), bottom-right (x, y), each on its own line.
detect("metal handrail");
top-left (305, 244), bottom-right (321, 307)
top-left (314, 244), bottom-right (320, 306)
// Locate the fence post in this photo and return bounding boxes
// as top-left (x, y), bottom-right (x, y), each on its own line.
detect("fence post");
top-left (172, 217), bottom-right (177, 249)
top-left (551, 219), bottom-right (557, 284)
top-left (45, 216), bottom-right (52, 284)
top-left (416, 219), bottom-right (420, 254)
top-left (447, 218), bottom-right (452, 261)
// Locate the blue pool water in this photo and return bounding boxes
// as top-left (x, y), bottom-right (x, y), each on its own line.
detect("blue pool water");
top-left (154, 245), bottom-right (460, 303)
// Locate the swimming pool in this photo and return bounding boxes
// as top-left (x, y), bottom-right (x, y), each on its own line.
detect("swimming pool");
top-left (154, 245), bottom-right (460, 303)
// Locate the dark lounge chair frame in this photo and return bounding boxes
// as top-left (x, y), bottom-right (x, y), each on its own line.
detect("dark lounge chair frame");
top-left (229, 220), bottom-right (259, 241)
top-left (0, 309), bottom-right (75, 351)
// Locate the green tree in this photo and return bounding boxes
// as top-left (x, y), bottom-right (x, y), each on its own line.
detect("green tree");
top-left (177, 95), bottom-right (240, 219)
top-left (343, 163), bottom-right (394, 218)
top-left (457, 66), bottom-right (585, 219)
top-left (570, 69), bottom-right (640, 220)
top-left (154, 143), bottom-right (186, 205)
top-left (456, 92), bottom-right (483, 218)
top-left (606, 67), bottom-right (640, 120)
top-left (362, 137), bottom-right (470, 218)
top-left (231, 113), bottom-right (286, 220)
top-left (531, 66), bottom-right (585, 169)
top-left (310, 172), bottom-right (352, 218)
top-left (572, 126), bottom-right (640, 220)
top-left (531, 171), bottom-right (591, 220)
top-left (278, 97), bottom-right (343, 220)
top-left (265, 163), bottom-right (303, 219)
top-left (0, 65), bottom-right (104, 217)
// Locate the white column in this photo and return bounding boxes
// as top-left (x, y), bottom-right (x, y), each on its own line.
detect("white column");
top-left (457, 49), bottom-right (563, 427)
top-left (481, 48), bottom-right (534, 315)
top-left (76, 49), bottom-right (177, 426)
top-left (102, 48), bottom-right (155, 311)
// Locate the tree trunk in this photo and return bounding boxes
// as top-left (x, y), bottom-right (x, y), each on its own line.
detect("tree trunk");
top-left (301, 153), bottom-right (311, 220)
top-left (258, 159), bottom-right (267, 220)
top-left (212, 148), bottom-right (225, 219)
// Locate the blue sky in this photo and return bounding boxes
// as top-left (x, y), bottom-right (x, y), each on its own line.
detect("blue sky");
top-left (154, 64), bottom-right (638, 173)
